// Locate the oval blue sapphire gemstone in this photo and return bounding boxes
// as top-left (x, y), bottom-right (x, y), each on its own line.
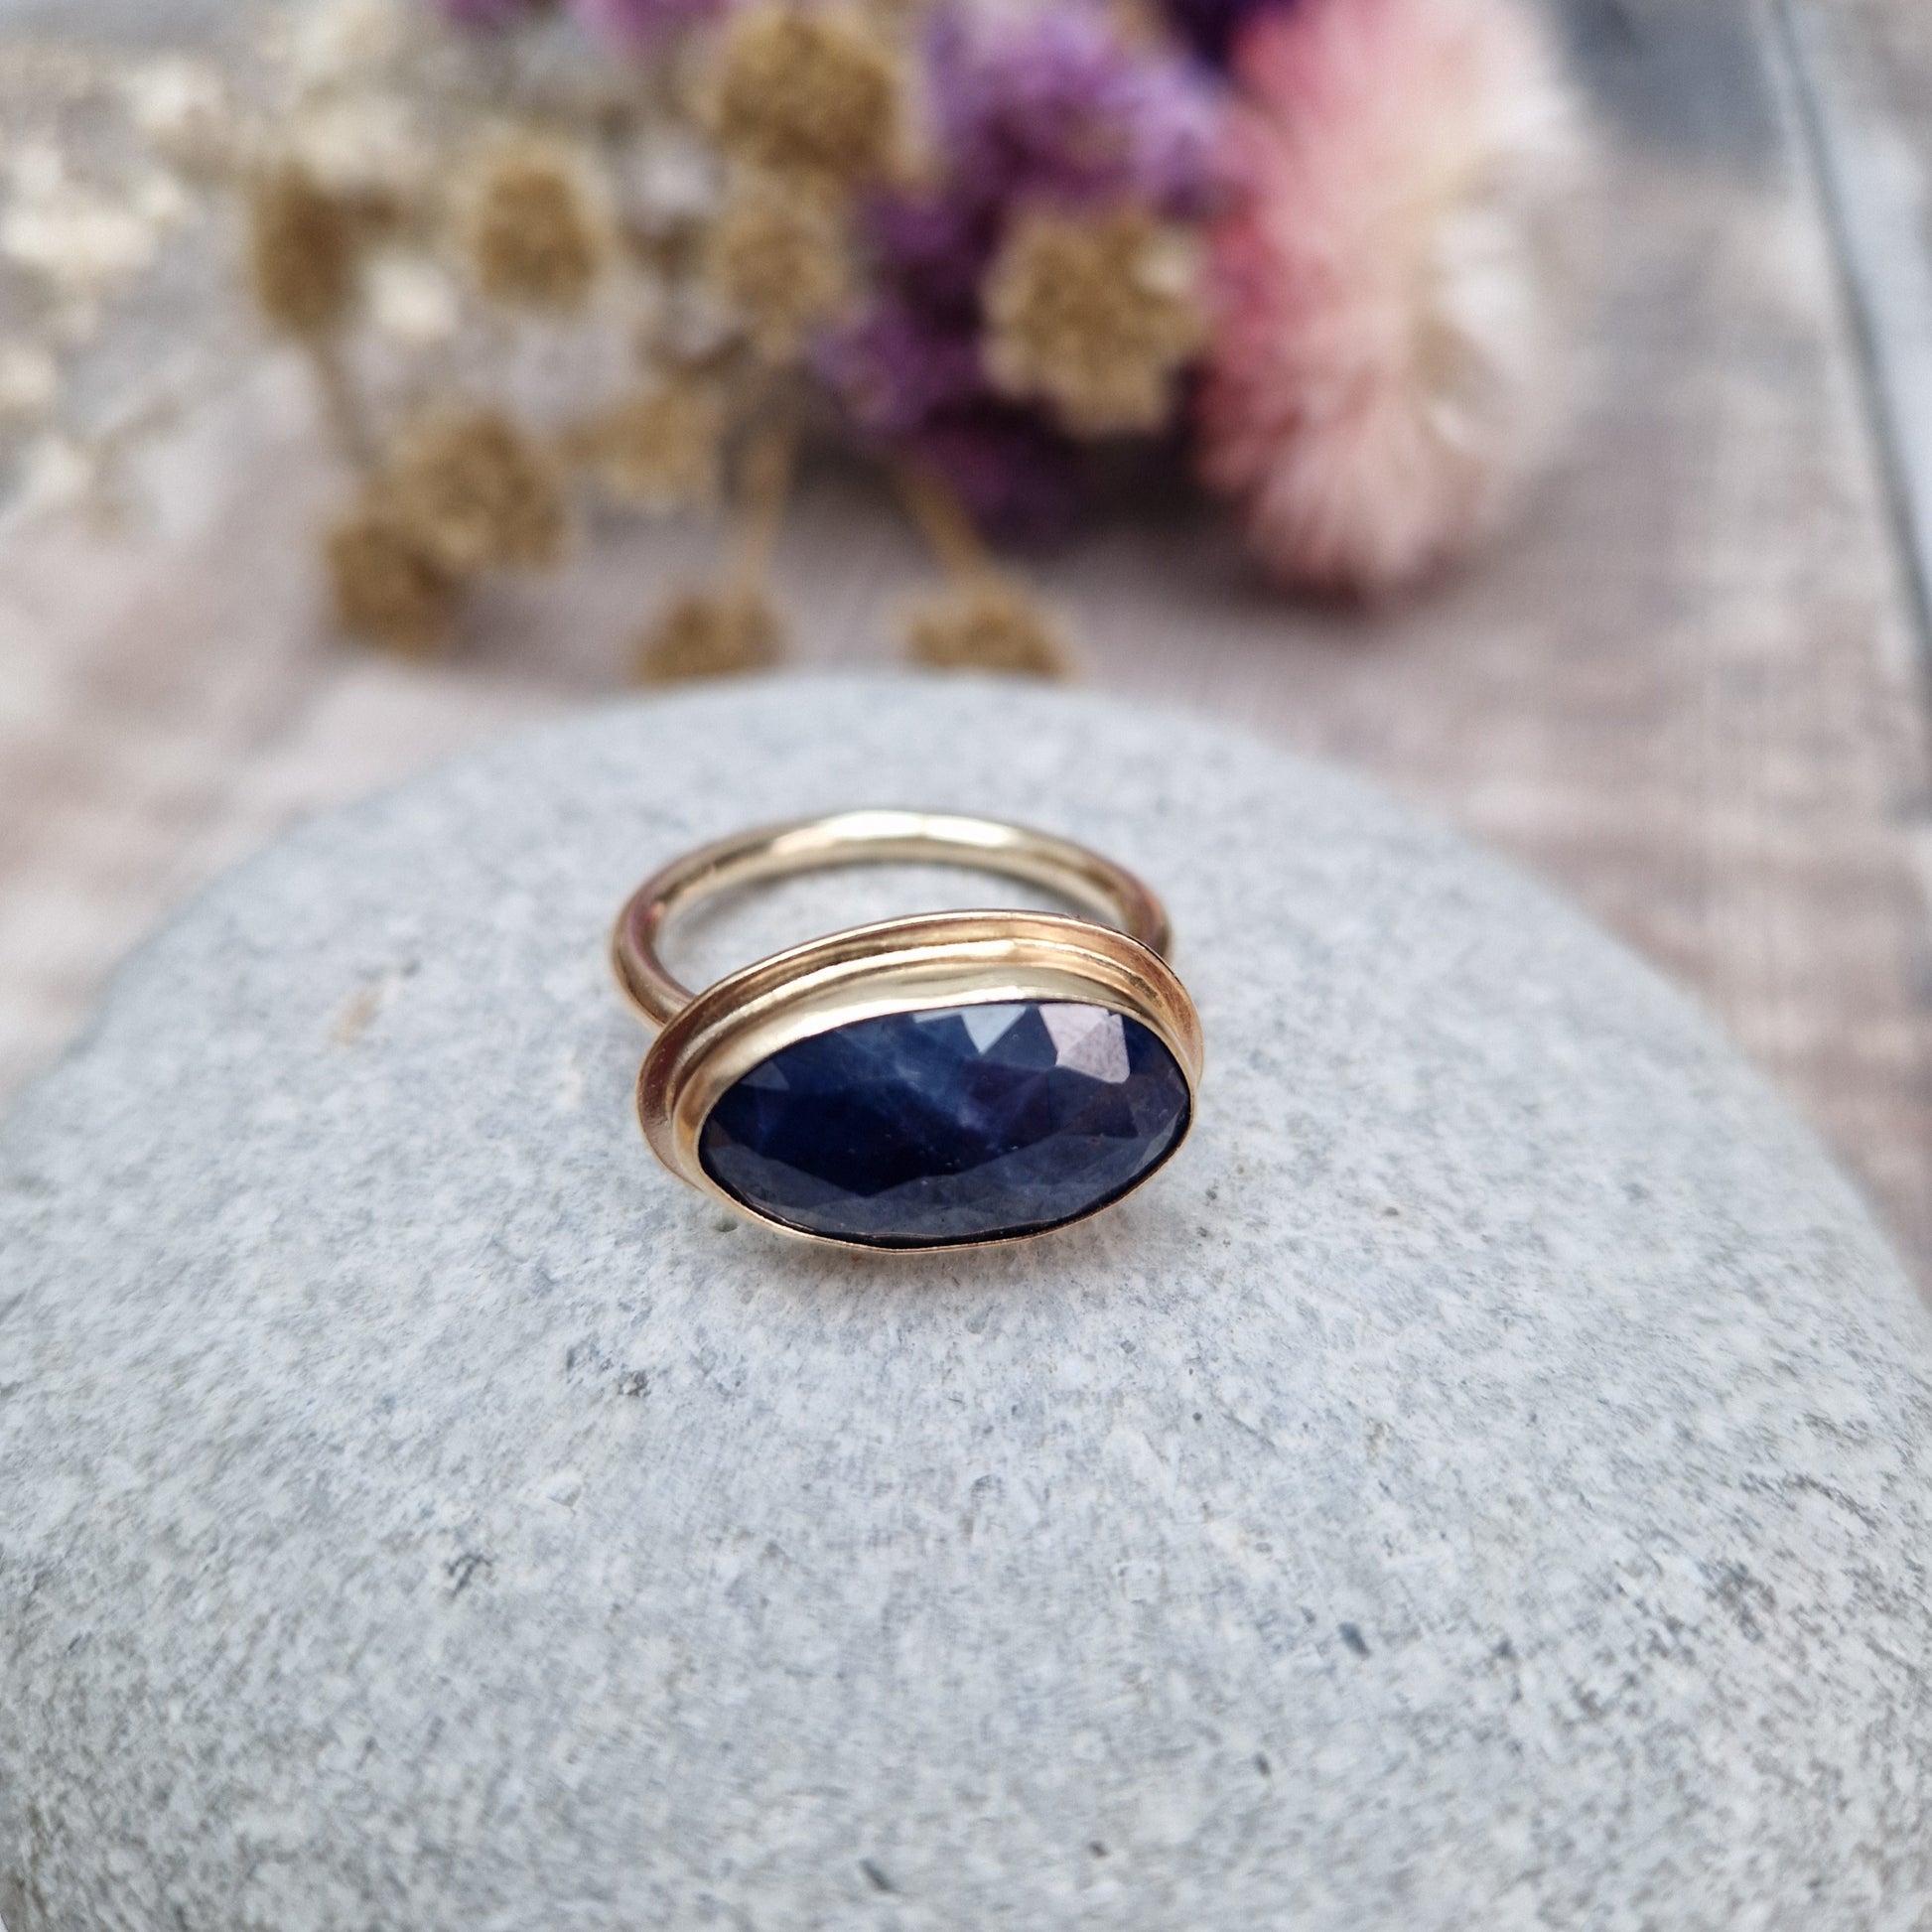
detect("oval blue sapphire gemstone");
top-left (698, 1001), bottom-right (1190, 1247)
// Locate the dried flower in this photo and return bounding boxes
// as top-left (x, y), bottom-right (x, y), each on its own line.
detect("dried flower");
top-left (620, 126), bottom-right (725, 233)
top-left (469, 141), bottom-right (606, 311)
top-left (328, 507), bottom-right (461, 653)
top-left (811, 3), bottom-right (1221, 523)
top-left (248, 164), bottom-right (362, 336)
top-left (382, 407), bottom-right (566, 570)
top-left (635, 588), bottom-right (783, 681)
top-left (816, 300), bottom-right (982, 439)
top-left (712, 5), bottom-right (904, 190)
top-left (290, 0), bottom-right (412, 84)
top-left (705, 176), bottom-right (853, 360)
top-left (439, 0), bottom-right (550, 23)
top-left (1, 152), bottom-right (179, 292)
top-left (570, 0), bottom-right (723, 49)
top-left (857, 186), bottom-right (995, 317)
top-left (0, 342), bottom-right (60, 419)
top-left (1158, 0), bottom-right (1279, 67)
top-left (364, 252), bottom-right (461, 345)
top-left (926, 0), bottom-right (1219, 219)
top-left (290, 95), bottom-right (433, 204)
top-left (569, 382), bottom-right (724, 509)
top-left (983, 203), bottom-right (1203, 435)
top-left (121, 56), bottom-right (232, 174)
top-left (1196, 0), bottom-right (1583, 594)
top-left (819, 303), bottom-right (1089, 540)
top-left (908, 404), bottom-right (1087, 545)
top-left (902, 580), bottom-right (1073, 677)
top-left (15, 434), bottom-right (96, 517)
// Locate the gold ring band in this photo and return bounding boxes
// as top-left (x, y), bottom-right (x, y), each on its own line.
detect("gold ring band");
top-left (612, 808), bottom-right (1173, 1027)
top-left (611, 812), bottom-right (1202, 1251)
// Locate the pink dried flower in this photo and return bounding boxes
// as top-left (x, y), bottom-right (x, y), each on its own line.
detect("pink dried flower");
top-left (1196, 0), bottom-right (1585, 595)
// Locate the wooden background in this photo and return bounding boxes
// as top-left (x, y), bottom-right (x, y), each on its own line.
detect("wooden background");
top-left (5, 0), bottom-right (1932, 1283)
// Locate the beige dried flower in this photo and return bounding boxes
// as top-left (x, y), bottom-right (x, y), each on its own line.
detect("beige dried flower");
top-left (15, 434), bottom-right (96, 517)
top-left (248, 164), bottom-right (361, 336)
top-left (364, 251), bottom-right (461, 346)
top-left (2, 148), bottom-right (186, 293)
top-left (292, 94), bottom-right (433, 205)
top-left (382, 408), bottom-right (566, 571)
top-left (983, 204), bottom-right (1204, 436)
top-left (712, 4), bottom-right (903, 190)
top-left (569, 383), bottom-right (724, 511)
top-left (288, 0), bottom-right (411, 90)
top-left (328, 508), bottom-right (460, 654)
top-left (704, 176), bottom-right (851, 361)
top-left (122, 56), bottom-right (231, 173)
top-left (902, 581), bottom-right (1075, 679)
top-left (0, 342), bottom-right (59, 419)
top-left (469, 142), bottom-right (606, 312)
top-left (635, 589), bottom-right (782, 683)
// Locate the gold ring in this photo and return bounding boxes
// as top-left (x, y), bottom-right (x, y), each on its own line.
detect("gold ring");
top-left (612, 810), bottom-right (1203, 1250)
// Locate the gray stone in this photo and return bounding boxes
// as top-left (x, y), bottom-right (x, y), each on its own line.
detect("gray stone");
top-left (2, 675), bottom-right (1929, 1931)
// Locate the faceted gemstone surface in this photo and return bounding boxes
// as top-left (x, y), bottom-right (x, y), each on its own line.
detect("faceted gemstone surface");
top-left (699, 1000), bottom-right (1191, 1246)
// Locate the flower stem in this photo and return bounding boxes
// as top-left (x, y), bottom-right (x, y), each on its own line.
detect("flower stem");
top-left (892, 458), bottom-right (996, 583)
top-left (726, 409), bottom-right (797, 598)
top-left (308, 336), bottom-right (377, 478)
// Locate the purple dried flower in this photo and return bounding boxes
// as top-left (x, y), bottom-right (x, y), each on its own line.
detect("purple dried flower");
top-left (568, 0), bottom-right (725, 45)
top-left (822, 0), bottom-right (1218, 543)
top-left (909, 404), bottom-right (1088, 547)
top-left (816, 303), bottom-right (984, 440)
top-left (861, 188), bottom-right (999, 318)
top-left (436, 0), bottom-right (547, 26)
top-left (1161, 0), bottom-right (1291, 66)
top-left (926, 0), bottom-right (1220, 219)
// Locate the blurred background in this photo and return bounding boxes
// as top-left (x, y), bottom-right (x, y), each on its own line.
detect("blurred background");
top-left (3, 0), bottom-right (1932, 1288)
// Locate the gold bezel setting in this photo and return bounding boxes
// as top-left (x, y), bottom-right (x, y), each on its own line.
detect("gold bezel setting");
top-left (637, 910), bottom-right (1203, 1250)
top-left (611, 812), bottom-right (1202, 1251)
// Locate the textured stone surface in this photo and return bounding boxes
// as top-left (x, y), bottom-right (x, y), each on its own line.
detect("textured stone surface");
top-left (1, 675), bottom-right (1930, 1931)
top-left (699, 1000), bottom-right (1191, 1246)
